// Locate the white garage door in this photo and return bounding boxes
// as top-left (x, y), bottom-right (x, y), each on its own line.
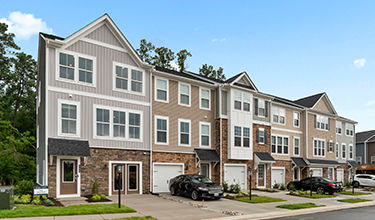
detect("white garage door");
top-left (153, 163), bottom-right (184, 193)
top-left (271, 168), bottom-right (285, 186)
top-left (224, 164), bottom-right (247, 190)
top-left (337, 169), bottom-right (344, 183)
top-left (311, 168), bottom-right (322, 177)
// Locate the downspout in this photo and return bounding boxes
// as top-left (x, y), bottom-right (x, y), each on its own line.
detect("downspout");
top-left (305, 110), bottom-right (308, 159)
top-left (219, 85), bottom-right (223, 185)
top-left (149, 70), bottom-right (153, 193)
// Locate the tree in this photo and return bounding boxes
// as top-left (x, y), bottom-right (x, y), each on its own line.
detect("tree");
top-left (136, 39), bottom-right (155, 63)
top-left (199, 64), bottom-right (226, 80)
top-left (177, 49), bottom-right (192, 72)
top-left (0, 52), bottom-right (37, 132)
top-left (152, 47), bottom-right (175, 68)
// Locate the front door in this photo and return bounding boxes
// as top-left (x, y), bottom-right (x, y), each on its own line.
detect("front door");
top-left (60, 159), bottom-right (78, 195)
top-left (127, 164), bottom-right (139, 194)
top-left (112, 164), bottom-right (139, 195)
top-left (200, 163), bottom-right (210, 178)
top-left (257, 164), bottom-right (265, 187)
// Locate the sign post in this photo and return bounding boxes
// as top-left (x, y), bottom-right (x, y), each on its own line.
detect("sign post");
top-left (248, 169), bottom-right (252, 200)
top-left (33, 186), bottom-right (48, 197)
top-left (309, 169), bottom-right (313, 197)
top-left (116, 165), bottom-right (123, 209)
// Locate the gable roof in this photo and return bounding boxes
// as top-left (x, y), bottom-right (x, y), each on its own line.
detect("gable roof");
top-left (154, 66), bottom-right (214, 85)
top-left (356, 130), bottom-right (375, 143)
top-left (294, 93), bottom-right (325, 108)
top-left (226, 72), bottom-right (258, 91)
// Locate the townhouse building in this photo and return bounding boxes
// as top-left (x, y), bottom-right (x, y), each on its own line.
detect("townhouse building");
top-left (356, 130), bottom-right (375, 165)
top-left (36, 14), bottom-right (358, 198)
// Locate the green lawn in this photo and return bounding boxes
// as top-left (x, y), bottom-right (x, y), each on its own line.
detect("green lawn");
top-left (0, 204), bottom-right (136, 218)
top-left (337, 198), bottom-right (372, 203)
top-left (277, 203), bottom-right (323, 210)
top-left (234, 195), bottom-right (285, 203)
top-left (252, 188), bottom-right (278, 193)
top-left (108, 217), bottom-right (157, 220)
top-left (290, 193), bottom-right (336, 199)
top-left (338, 191), bottom-right (371, 196)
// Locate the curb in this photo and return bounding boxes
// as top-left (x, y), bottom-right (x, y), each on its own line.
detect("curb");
top-left (206, 200), bottom-right (375, 220)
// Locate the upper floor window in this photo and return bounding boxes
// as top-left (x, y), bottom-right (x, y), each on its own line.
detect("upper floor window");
top-left (254, 98), bottom-right (267, 117)
top-left (256, 128), bottom-right (266, 144)
top-left (313, 139), bottom-right (326, 157)
top-left (349, 144), bottom-right (353, 159)
top-left (243, 93), bottom-right (251, 112)
top-left (346, 124), bottom-right (354, 136)
top-left (315, 115), bottom-right (329, 131)
top-left (155, 116), bottom-right (168, 144)
top-left (243, 127), bottom-right (250, 147)
top-left (113, 62), bottom-right (143, 94)
top-left (59, 100), bottom-right (80, 136)
top-left (272, 106), bottom-right (285, 124)
top-left (155, 78), bottom-right (168, 102)
top-left (200, 122), bottom-right (210, 147)
top-left (342, 144), bottom-right (346, 159)
top-left (178, 83), bottom-right (190, 107)
top-left (234, 126), bottom-right (250, 147)
top-left (271, 135), bottom-right (288, 154)
top-left (293, 112), bottom-right (300, 127)
top-left (328, 140), bottom-right (334, 152)
top-left (336, 121), bottom-right (342, 134)
top-left (234, 91), bottom-right (242, 110)
top-left (294, 137), bottom-right (300, 156)
top-left (234, 126), bottom-right (242, 146)
top-left (59, 53), bottom-right (75, 80)
top-left (96, 108), bottom-right (110, 137)
top-left (336, 143), bottom-right (339, 158)
top-left (200, 88), bottom-right (210, 110)
top-left (113, 111), bottom-right (126, 138)
top-left (78, 57), bottom-right (93, 83)
top-left (179, 119), bottom-right (191, 146)
top-left (58, 52), bottom-right (95, 85)
top-left (129, 113), bottom-right (141, 139)
top-left (234, 91), bottom-right (250, 112)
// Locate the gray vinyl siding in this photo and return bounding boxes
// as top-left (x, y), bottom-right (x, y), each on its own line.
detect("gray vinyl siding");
top-left (356, 143), bottom-right (365, 164)
top-left (85, 24), bottom-right (123, 47)
top-left (336, 121), bottom-right (356, 163)
top-left (48, 91), bottom-right (151, 150)
top-left (48, 40), bottom-right (150, 103)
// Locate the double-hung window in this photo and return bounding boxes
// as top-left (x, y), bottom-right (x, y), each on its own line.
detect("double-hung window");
top-left (271, 136), bottom-right (276, 153)
top-left (78, 57), bottom-right (93, 83)
top-left (234, 126), bottom-right (242, 147)
top-left (59, 53), bottom-right (75, 80)
top-left (200, 88), bottom-right (210, 110)
top-left (271, 135), bottom-right (288, 154)
top-left (346, 124), bottom-right (354, 136)
top-left (258, 129), bottom-right (265, 144)
top-left (254, 98), bottom-right (266, 117)
top-left (293, 112), bottom-right (300, 127)
top-left (243, 127), bottom-right (250, 147)
top-left (131, 69), bottom-right (143, 93)
top-left (59, 51), bottom-right (95, 85)
top-left (129, 113), bottom-right (141, 139)
top-left (328, 141), bottom-right (334, 152)
top-left (294, 137), bottom-right (300, 156)
top-left (113, 111), bottom-right (126, 138)
top-left (114, 63), bottom-right (143, 94)
top-left (336, 121), bottom-right (342, 134)
top-left (272, 106), bottom-right (285, 124)
top-left (316, 115), bottom-right (329, 130)
top-left (200, 122), bottom-right (210, 147)
top-left (234, 126), bottom-right (250, 147)
top-left (155, 116), bottom-right (168, 144)
top-left (179, 119), bottom-right (190, 146)
top-left (96, 108), bottom-right (110, 137)
top-left (243, 93), bottom-right (251, 112)
top-left (155, 78), bottom-right (168, 102)
top-left (342, 144), bottom-right (346, 158)
top-left (59, 100), bottom-right (80, 136)
top-left (349, 144), bottom-right (353, 159)
top-left (313, 139), bottom-right (326, 156)
top-left (234, 91), bottom-right (242, 110)
top-left (179, 83), bottom-right (190, 106)
top-left (115, 65), bottom-right (128, 90)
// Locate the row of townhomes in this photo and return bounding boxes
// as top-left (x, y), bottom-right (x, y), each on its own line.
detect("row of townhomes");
top-left (36, 14), bottom-right (358, 198)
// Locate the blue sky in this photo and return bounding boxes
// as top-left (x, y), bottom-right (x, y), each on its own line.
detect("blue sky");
top-left (1, 1), bottom-right (375, 131)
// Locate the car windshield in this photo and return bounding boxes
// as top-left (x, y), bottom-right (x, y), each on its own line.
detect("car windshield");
top-left (192, 176), bottom-right (213, 184)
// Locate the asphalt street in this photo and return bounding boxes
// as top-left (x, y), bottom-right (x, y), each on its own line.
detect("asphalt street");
top-left (272, 205), bottom-right (375, 220)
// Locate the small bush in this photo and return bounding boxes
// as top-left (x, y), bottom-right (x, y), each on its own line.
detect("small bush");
top-left (44, 199), bottom-right (54, 206)
top-left (273, 183), bottom-right (280, 189)
top-left (15, 180), bottom-right (34, 195)
top-left (345, 181), bottom-right (352, 188)
top-left (92, 194), bottom-right (101, 201)
top-left (20, 194), bottom-right (32, 204)
top-left (100, 194), bottom-right (106, 200)
top-left (223, 182), bottom-right (229, 192)
top-left (31, 197), bottom-right (41, 205)
top-left (237, 192), bottom-right (245, 197)
top-left (229, 184), bottom-right (241, 194)
top-left (92, 179), bottom-right (99, 195)
top-left (41, 195), bottom-right (47, 200)
top-left (279, 184), bottom-right (286, 190)
top-left (288, 183), bottom-right (296, 191)
top-left (13, 195), bottom-right (20, 203)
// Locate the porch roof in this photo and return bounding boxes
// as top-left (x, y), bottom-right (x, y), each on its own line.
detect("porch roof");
top-left (194, 149), bottom-right (219, 162)
top-left (48, 138), bottom-right (90, 157)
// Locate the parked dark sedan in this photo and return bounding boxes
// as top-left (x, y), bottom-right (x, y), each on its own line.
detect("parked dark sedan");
top-left (287, 177), bottom-right (342, 195)
top-left (169, 174), bottom-right (223, 200)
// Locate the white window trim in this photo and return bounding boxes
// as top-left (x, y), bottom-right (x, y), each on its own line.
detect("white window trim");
top-left (199, 87), bottom-right (211, 110)
top-left (341, 143), bottom-right (346, 159)
top-left (328, 167), bottom-right (335, 180)
top-left (112, 61), bottom-right (145, 96)
top-left (258, 128), bottom-right (265, 144)
top-left (154, 77), bottom-right (169, 103)
top-left (93, 104), bottom-right (143, 142)
top-left (293, 136), bottom-right (300, 156)
top-left (256, 98), bottom-right (266, 118)
top-left (199, 121), bottom-right (211, 148)
top-left (336, 121), bottom-right (342, 135)
top-left (313, 138), bottom-right (326, 157)
top-left (154, 115), bottom-right (169, 145)
top-left (57, 99), bottom-right (81, 138)
top-left (272, 106), bottom-right (286, 125)
top-left (55, 49), bottom-right (97, 87)
top-left (178, 118), bottom-right (191, 147)
top-left (349, 144), bottom-right (353, 160)
top-left (271, 134), bottom-right (289, 155)
top-left (310, 168), bottom-right (323, 177)
top-left (345, 124), bottom-right (354, 137)
top-left (328, 140), bottom-right (334, 153)
top-left (293, 111), bottom-right (300, 128)
top-left (315, 115), bottom-right (329, 131)
top-left (371, 156), bottom-right (375, 164)
top-left (178, 82), bottom-right (191, 107)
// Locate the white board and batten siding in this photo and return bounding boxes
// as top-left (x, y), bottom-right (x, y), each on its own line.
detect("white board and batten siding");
top-left (153, 163), bottom-right (184, 193)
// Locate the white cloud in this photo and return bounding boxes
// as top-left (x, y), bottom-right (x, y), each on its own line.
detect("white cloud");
top-left (353, 58), bottom-right (366, 69)
top-left (0, 11), bottom-right (52, 40)
top-left (211, 37), bottom-right (226, 43)
top-left (169, 61), bottom-right (180, 71)
top-left (366, 100), bottom-right (375, 106)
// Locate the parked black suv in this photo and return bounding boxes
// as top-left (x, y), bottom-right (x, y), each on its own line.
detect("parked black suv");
top-left (287, 177), bottom-right (342, 195)
top-left (169, 175), bottom-right (223, 200)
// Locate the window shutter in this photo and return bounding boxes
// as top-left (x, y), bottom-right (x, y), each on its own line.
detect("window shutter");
top-left (328, 118), bottom-right (330, 130)
top-left (256, 129), bottom-right (259, 143)
top-left (254, 98), bottom-right (259, 116)
top-left (314, 115), bottom-right (317, 128)
top-left (265, 101), bottom-right (269, 117)
top-left (264, 130), bottom-right (268, 144)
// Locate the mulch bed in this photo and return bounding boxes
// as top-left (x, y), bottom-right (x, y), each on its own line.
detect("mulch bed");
top-left (47, 197), bottom-right (64, 207)
top-left (84, 195), bottom-right (112, 203)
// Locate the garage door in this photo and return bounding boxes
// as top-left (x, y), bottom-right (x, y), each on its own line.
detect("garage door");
top-left (224, 164), bottom-right (246, 190)
top-left (271, 168), bottom-right (285, 187)
top-left (153, 163), bottom-right (184, 193)
top-left (311, 168), bottom-right (322, 177)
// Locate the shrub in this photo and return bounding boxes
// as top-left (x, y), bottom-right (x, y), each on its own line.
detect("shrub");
top-left (41, 195), bottom-right (47, 200)
top-left (229, 184), bottom-right (241, 194)
top-left (91, 194), bottom-right (101, 201)
top-left (20, 194), bottom-right (32, 204)
top-left (279, 184), bottom-right (286, 190)
top-left (288, 183), bottom-right (296, 191)
top-left (13, 195), bottom-right (20, 203)
top-left (345, 181), bottom-right (352, 188)
top-left (223, 182), bottom-right (229, 192)
top-left (237, 192), bottom-right (245, 197)
top-left (92, 179), bottom-right (99, 195)
top-left (273, 183), bottom-right (280, 189)
top-left (31, 197), bottom-right (41, 205)
top-left (100, 194), bottom-right (106, 200)
top-left (15, 180), bottom-right (34, 195)
top-left (44, 199), bottom-right (54, 206)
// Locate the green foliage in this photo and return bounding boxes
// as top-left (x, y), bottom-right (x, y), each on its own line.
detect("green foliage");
top-left (0, 22), bottom-right (20, 79)
top-left (15, 180), bottom-right (34, 195)
top-left (229, 184), bottom-right (241, 194)
top-left (31, 197), bottom-right (41, 205)
top-left (222, 182), bottom-right (229, 192)
top-left (277, 203), bottom-right (322, 210)
top-left (237, 191), bottom-right (245, 197)
top-left (19, 194), bottom-right (32, 204)
top-left (176, 49), bottom-right (192, 72)
top-left (234, 195), bottom-right (285, 203)
top-left (338, 198), bottom-right (372, 203)
top-left (338, 190), bottom-right (370, 196)
top-left (92, 194), bottom-right (101, 201)
top-left (199, 64), bottom-right (226, 80)
top-left (288, 183), bottom-right (296, 191)
top-left (100, 194), bottom-right (107, 200)
top-left (279, 184), bottom-right (286, 190)
top-left (136, 39), bottom-right (155, 63)
top-left (92, 179), bottom-right (99, 195)
top-left (41, 195), bottom-right (47, 200)
top-left (13, 195), bottom-right (20, 203)
top-left (272, 183), bottom-right (280, 189)
top-left (43, 199), bottom-right (54, 206)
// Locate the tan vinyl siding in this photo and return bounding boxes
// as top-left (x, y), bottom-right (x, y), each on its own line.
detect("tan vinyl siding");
top-left (271, 104), bottom-right (302, 130)
top-left (85, 23), bottom-right (123, 47)
top-left (313, 98), bottom-right (334, 114)
top-left (152, 76), bottom-right (215, 152)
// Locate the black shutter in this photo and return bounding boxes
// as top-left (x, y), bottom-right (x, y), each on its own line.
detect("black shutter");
top-left (314, 115), bottom-right (317, 128)
top-left (255, 98), bottom-right (259, 116)
top-left (256, 129), bottom-right (259, 143)
top-left (265, 101), bottom-right (269, 117)
top-left (264, 130), bottom-right (268, 144)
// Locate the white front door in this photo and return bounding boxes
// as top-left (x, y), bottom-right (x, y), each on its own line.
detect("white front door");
top-left (153, 163), bottom-right (184, 193)
top-left (271, 168), bottom-right (285, 186)
top-left (224, 164), bottom-right (247, 190)
top-left (337, 169), bottom-right (344, 183)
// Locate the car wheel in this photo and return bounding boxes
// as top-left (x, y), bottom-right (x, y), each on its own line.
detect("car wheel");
top-left (170, 186), bottom-right (177, 196)
top-left (191, 190), bottom-right (199, 201)
top-left (317, 187), bottom-right (325, 195)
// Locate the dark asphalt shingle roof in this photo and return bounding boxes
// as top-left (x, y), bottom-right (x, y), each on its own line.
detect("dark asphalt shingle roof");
top-left (254, 152), bottom-right (275, 161)
top-left (225, 72), bottom-right (243, 83)
top-left (347, 160), bottom-right (360, 169)
top-left (291, 157), bottom-right (308, 167)
top-left (356, 130), bottom-right (375, 143)
top-left (48, 138), bottom-right (90, 156)
top-left (40, 32), bottom-right (65, 41)
top-left (293, 93), bottom-right (325, 108)
top-left (155, 66), bottom-right (214, 85)
top-left (195, 149), bottom-right (220, 162)
top-left (306, 159), bottom-right (339, 165)
top-left (233, 82), bottom-right (255, 91)
top-left (272, 96), bottom-right (305, 109)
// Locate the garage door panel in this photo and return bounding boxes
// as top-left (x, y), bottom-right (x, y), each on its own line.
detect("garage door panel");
top-left (153, 164), bottom-right (183, 193)
top-left (224, 165), bottom-right (246, 190)
top-left (311, 169), bottom-right (322, 177)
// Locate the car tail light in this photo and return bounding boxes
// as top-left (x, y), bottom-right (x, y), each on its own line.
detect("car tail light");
top-left (328, 183), bottom-right (335, 186)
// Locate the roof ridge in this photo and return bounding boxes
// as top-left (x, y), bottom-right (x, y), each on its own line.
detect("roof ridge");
top-left (294, 92), bottom-right (325, 102)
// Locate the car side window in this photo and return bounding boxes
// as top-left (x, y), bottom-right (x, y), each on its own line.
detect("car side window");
top-left (301, 178), bottom-right (310, 184)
